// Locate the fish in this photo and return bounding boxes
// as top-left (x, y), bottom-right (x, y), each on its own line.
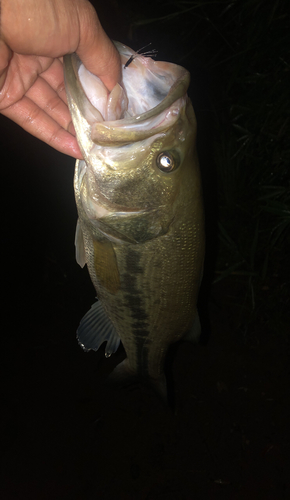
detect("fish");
top-left (63, 42), bottom-right (205, 396)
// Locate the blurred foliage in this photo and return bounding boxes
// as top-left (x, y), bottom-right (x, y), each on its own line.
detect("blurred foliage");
top-left (124, 0), bottom-right (290, 309)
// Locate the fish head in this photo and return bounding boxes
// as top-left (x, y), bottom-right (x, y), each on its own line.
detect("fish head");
top-left (64, 43), bottom-right (198, 243)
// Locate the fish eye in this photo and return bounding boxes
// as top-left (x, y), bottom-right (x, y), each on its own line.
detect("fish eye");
top-left (156, 151), bottom-right (178, 173)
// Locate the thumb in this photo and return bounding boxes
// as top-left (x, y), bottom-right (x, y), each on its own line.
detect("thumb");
top-left (76, 4), bottom-right (121, 91)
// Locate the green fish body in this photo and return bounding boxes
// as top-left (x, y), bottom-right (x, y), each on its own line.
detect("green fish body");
top-left (64, 43), bottom-right (205, 391)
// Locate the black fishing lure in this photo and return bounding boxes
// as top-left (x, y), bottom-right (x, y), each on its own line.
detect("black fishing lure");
top-left (124, 43), bottom-right (158, 69)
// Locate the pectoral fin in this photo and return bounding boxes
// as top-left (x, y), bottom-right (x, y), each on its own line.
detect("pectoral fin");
top-left (75, 219), bottom-right (87, 268)
top-left (93, 239), bottom-right (120, 294)
top-left (77, 300), bottom-right (121, 357)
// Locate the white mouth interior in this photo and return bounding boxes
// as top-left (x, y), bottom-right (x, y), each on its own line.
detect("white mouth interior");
top-left (78, 54), bottom-right (176, 123)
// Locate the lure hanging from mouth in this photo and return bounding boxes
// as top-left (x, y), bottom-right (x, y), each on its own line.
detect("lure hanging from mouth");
top-left (124, 42), bottom-right (158, 68)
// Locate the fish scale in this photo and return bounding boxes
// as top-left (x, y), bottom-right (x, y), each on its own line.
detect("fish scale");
top-left (64, 42), bottom-right (205, 393)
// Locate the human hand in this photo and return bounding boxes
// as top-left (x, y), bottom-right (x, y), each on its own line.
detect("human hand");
top-left (0, 0), bottom-right (121, 158)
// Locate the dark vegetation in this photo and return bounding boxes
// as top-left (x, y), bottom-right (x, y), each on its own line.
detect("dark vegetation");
top-left (1, 0), bottom-right (289, 498)
top-left (117, 0), bottom-right (290, 330)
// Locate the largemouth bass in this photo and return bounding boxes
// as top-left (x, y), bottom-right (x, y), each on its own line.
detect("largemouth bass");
top-left (64, 42), bottom-right (204, 394)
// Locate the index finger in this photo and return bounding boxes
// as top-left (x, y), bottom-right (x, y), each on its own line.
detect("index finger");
top-left (1, 95), bottom-right (82, 158)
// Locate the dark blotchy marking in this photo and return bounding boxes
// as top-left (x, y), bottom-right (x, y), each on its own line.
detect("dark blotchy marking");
top-left (125, 249), bottom-right (143, 274)
top-left (125, 293), bottom-right (142, 308)
top-left (131, 311), bottom-right (148, 321)
top-left (123, 249), bottom-right (150, 376)
top-left (123, 273), bottom-right (136, 289)
top-left (132, 321), bottom-right (148, 330)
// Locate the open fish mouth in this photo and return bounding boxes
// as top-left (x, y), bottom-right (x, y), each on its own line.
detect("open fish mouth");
top-left (64, 41), bottom-right (190, 149)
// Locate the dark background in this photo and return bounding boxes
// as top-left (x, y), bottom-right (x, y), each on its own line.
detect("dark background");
top-left (1, 1), bottom-right (289, 498)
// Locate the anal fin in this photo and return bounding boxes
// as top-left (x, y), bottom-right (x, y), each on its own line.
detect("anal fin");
top-left (183, 312), bottom-right (201, 343)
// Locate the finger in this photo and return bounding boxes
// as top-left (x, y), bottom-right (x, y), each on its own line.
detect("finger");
top-left (1, 96), bottom-right (82, 158)
top-left (0, 53), bottom-right (53, 109)
top-left (0, 40), bottom-right (13, 90)
top-left (40, 58), bottom-right (69, 107)
top-left (79, 37), bottom-right (121, 92)
top-left (26, 75), bottom-right (73, 134)
top-left (77, 4), bottom-right (121, 91)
